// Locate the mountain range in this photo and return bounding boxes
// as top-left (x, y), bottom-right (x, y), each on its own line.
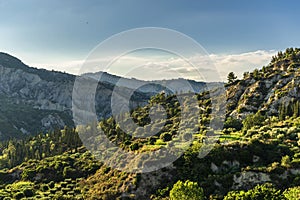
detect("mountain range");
top-left (0, 52), bottom-right (213, 140)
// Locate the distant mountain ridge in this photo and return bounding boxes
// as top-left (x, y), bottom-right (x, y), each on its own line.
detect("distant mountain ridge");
top-left (85, 71), bottom-right (215, 95)
top-left (0, 52), bottom-right (212, 140)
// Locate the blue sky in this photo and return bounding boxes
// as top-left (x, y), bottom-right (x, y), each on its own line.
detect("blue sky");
top-left (1, 0), bottom-right (300, 81)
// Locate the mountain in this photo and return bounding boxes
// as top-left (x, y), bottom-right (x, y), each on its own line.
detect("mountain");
top-left (85, 71), bottom-right (216, 95)
top-left (0, 53), bottom-right (211, 140)
top-left (1, 48), bottom-right (300, 199)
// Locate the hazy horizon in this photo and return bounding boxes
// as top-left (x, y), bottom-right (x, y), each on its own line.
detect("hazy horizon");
top-left (1, 0), bottom-right (300, 81)
top-left (1, 49), bottom-right (276, 82)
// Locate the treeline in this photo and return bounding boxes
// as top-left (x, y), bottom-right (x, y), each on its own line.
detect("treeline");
top-left (271, 47), bottom-right (300, 63)
top-left (279, 100), bottom-right (300, 120)
top-left (95, 92), bottom-right (182, 150)
top-left (81, 92), bottom-right (212, 152)
top-left (0, 127), bottom-right (82, 169)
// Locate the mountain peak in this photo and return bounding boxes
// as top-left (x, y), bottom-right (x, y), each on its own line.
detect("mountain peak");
top-left (0, 52), bottom-right (18, 59)
top-left (0, 52), bottom-right (28, 70)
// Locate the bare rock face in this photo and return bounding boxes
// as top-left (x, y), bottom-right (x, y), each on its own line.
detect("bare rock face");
top-left (0, 65), bottom-right (73, 111)
top-left (41, 114), bottom-right (66, 130)
top-left (232, 171), bottom-right (271, 190)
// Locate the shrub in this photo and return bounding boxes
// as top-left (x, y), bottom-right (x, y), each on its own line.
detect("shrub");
top-left (160, 132), bottom-right (172, 142)
top-left (63, 166), bottom-right (77, 178)
top-left (40, 184), bottom-right (49, 192)
top-left (13, 192), bottom-right (24, 200)
top-left (21, 169), bottom-right (36, 180)
top-left (284, 186), bottom-right (300, 200)
top-left (224, 117), bottom-right (242, 131)
top-left (23, 188), bottom-right (34, 197)
top-left (155, 139), bottom-right (166, 145)
top-left (224, 183), bottom-right (284, 200)
top-left (49, 181), bottom-right (55, 188)
top-left (243, 112), bottom-right (265, 131)
top-left (60, 182), bottom-right (67, 188)
top-left (169, 180), bottom-right (204, 200)
top-left (50, 188), bottom-right (57, 194)
top-left (130, 143), bottom-right (139, 151)
top-left (149, 136), bottom-right (158, 145)
top-left (281, 155), bottom-right (291, 168)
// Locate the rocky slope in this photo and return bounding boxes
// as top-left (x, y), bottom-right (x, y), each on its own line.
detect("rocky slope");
top-left (226, 48), bottom-right (300, 118)
top-left (0, 53), bottom-right (210, 140)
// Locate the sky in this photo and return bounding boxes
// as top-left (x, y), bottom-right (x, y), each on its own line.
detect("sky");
top-left (1, 0), bottom-right (300, 81)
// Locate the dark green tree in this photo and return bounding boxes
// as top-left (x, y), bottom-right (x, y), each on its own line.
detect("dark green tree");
top-left (252, 69), bottom-right (260, 80)
top-left (224, 117), bottom-right (243, 131)
top-left (227, 72), bottom-right (237, 83)
top-left (242, 111), bottom-right (265, 131)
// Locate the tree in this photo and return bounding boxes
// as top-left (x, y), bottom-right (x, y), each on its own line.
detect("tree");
top-left (224, 117), bottom-right (242, 131)
top-left (242, 111), bottom-right (265, 131)
top-left (169, 180), bottom-right (204, 200)
top-left (224, 183), bottom-right (284, 200)
top-left (252, 69), bottom-right (260, 80)
top-left (281, 155), bottom-right (291, 168)
top-left (243, 72), bottom-right (250, 79)
top-left (293, 101), bottom-right (300, 117)
top-left (227, 72), bottom-right (237, 83)
top-left (160, 132), bottom-right (172, 142)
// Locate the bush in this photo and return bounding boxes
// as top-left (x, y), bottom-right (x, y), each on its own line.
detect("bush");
top-left (169, 180), bottom-right (204, 200)
top-left (23, 188), bottom-right (34, 197)
top-left (243, 112), bottom-right (265, 131)
top-left (50, 188), bottom-right (57, 194)
top-left (60, 182), bottom-right (68, 188)
top-left (40, 184), bottom-right (49, 192)
top-left (21, 169), bottom-right (36, 180)
top-left (13, 192), bottom-right (24, 199)
top-left (160, 132), bottom-right (172, 142)
top-left (281, 155), bottom-right (291, 168)
top-left (224, 183), bottom-right (284, 200)
top-left (224, 117), bottom-right (242, 131)
top-left (49, 181), bottom-right (55, 188)
top-left (149, 136), bottom-right (158, 145)
top-left (284, 186), bottom-right (300, 200)
top-left (63, 166), bottom-right (77, 178)
top-left (130, 143), bottom-right (139, 151)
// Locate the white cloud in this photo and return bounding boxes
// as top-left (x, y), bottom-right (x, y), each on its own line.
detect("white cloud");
top-left (209, 50), bottom-right (277, 81)
top-left (30, 50), bottom-right (277, 82)
top-left (31, 59), bottom-right (84, 75)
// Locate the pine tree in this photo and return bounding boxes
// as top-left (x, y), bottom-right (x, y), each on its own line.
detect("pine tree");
top-left (227, 72), bottom-right (237, 83)
top-left (293, 101), bottom-right (299, 118)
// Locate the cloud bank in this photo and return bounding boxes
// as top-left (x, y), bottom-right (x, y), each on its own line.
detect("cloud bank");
top-left (31, 50), bottom-right (277, 82)
top-left (210, 50), bottom-right (277, 81)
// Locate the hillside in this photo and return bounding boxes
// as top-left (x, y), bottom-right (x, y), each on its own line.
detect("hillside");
top-left (226, 47), bottom-right (300, 118)
top-left (0, 48), bottom-right (300, 199)
top-left (0, 53), bottom-right (210, 140)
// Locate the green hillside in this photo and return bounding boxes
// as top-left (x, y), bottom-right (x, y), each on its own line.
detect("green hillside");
top-left (1, 48), bottom-right (300, 199)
